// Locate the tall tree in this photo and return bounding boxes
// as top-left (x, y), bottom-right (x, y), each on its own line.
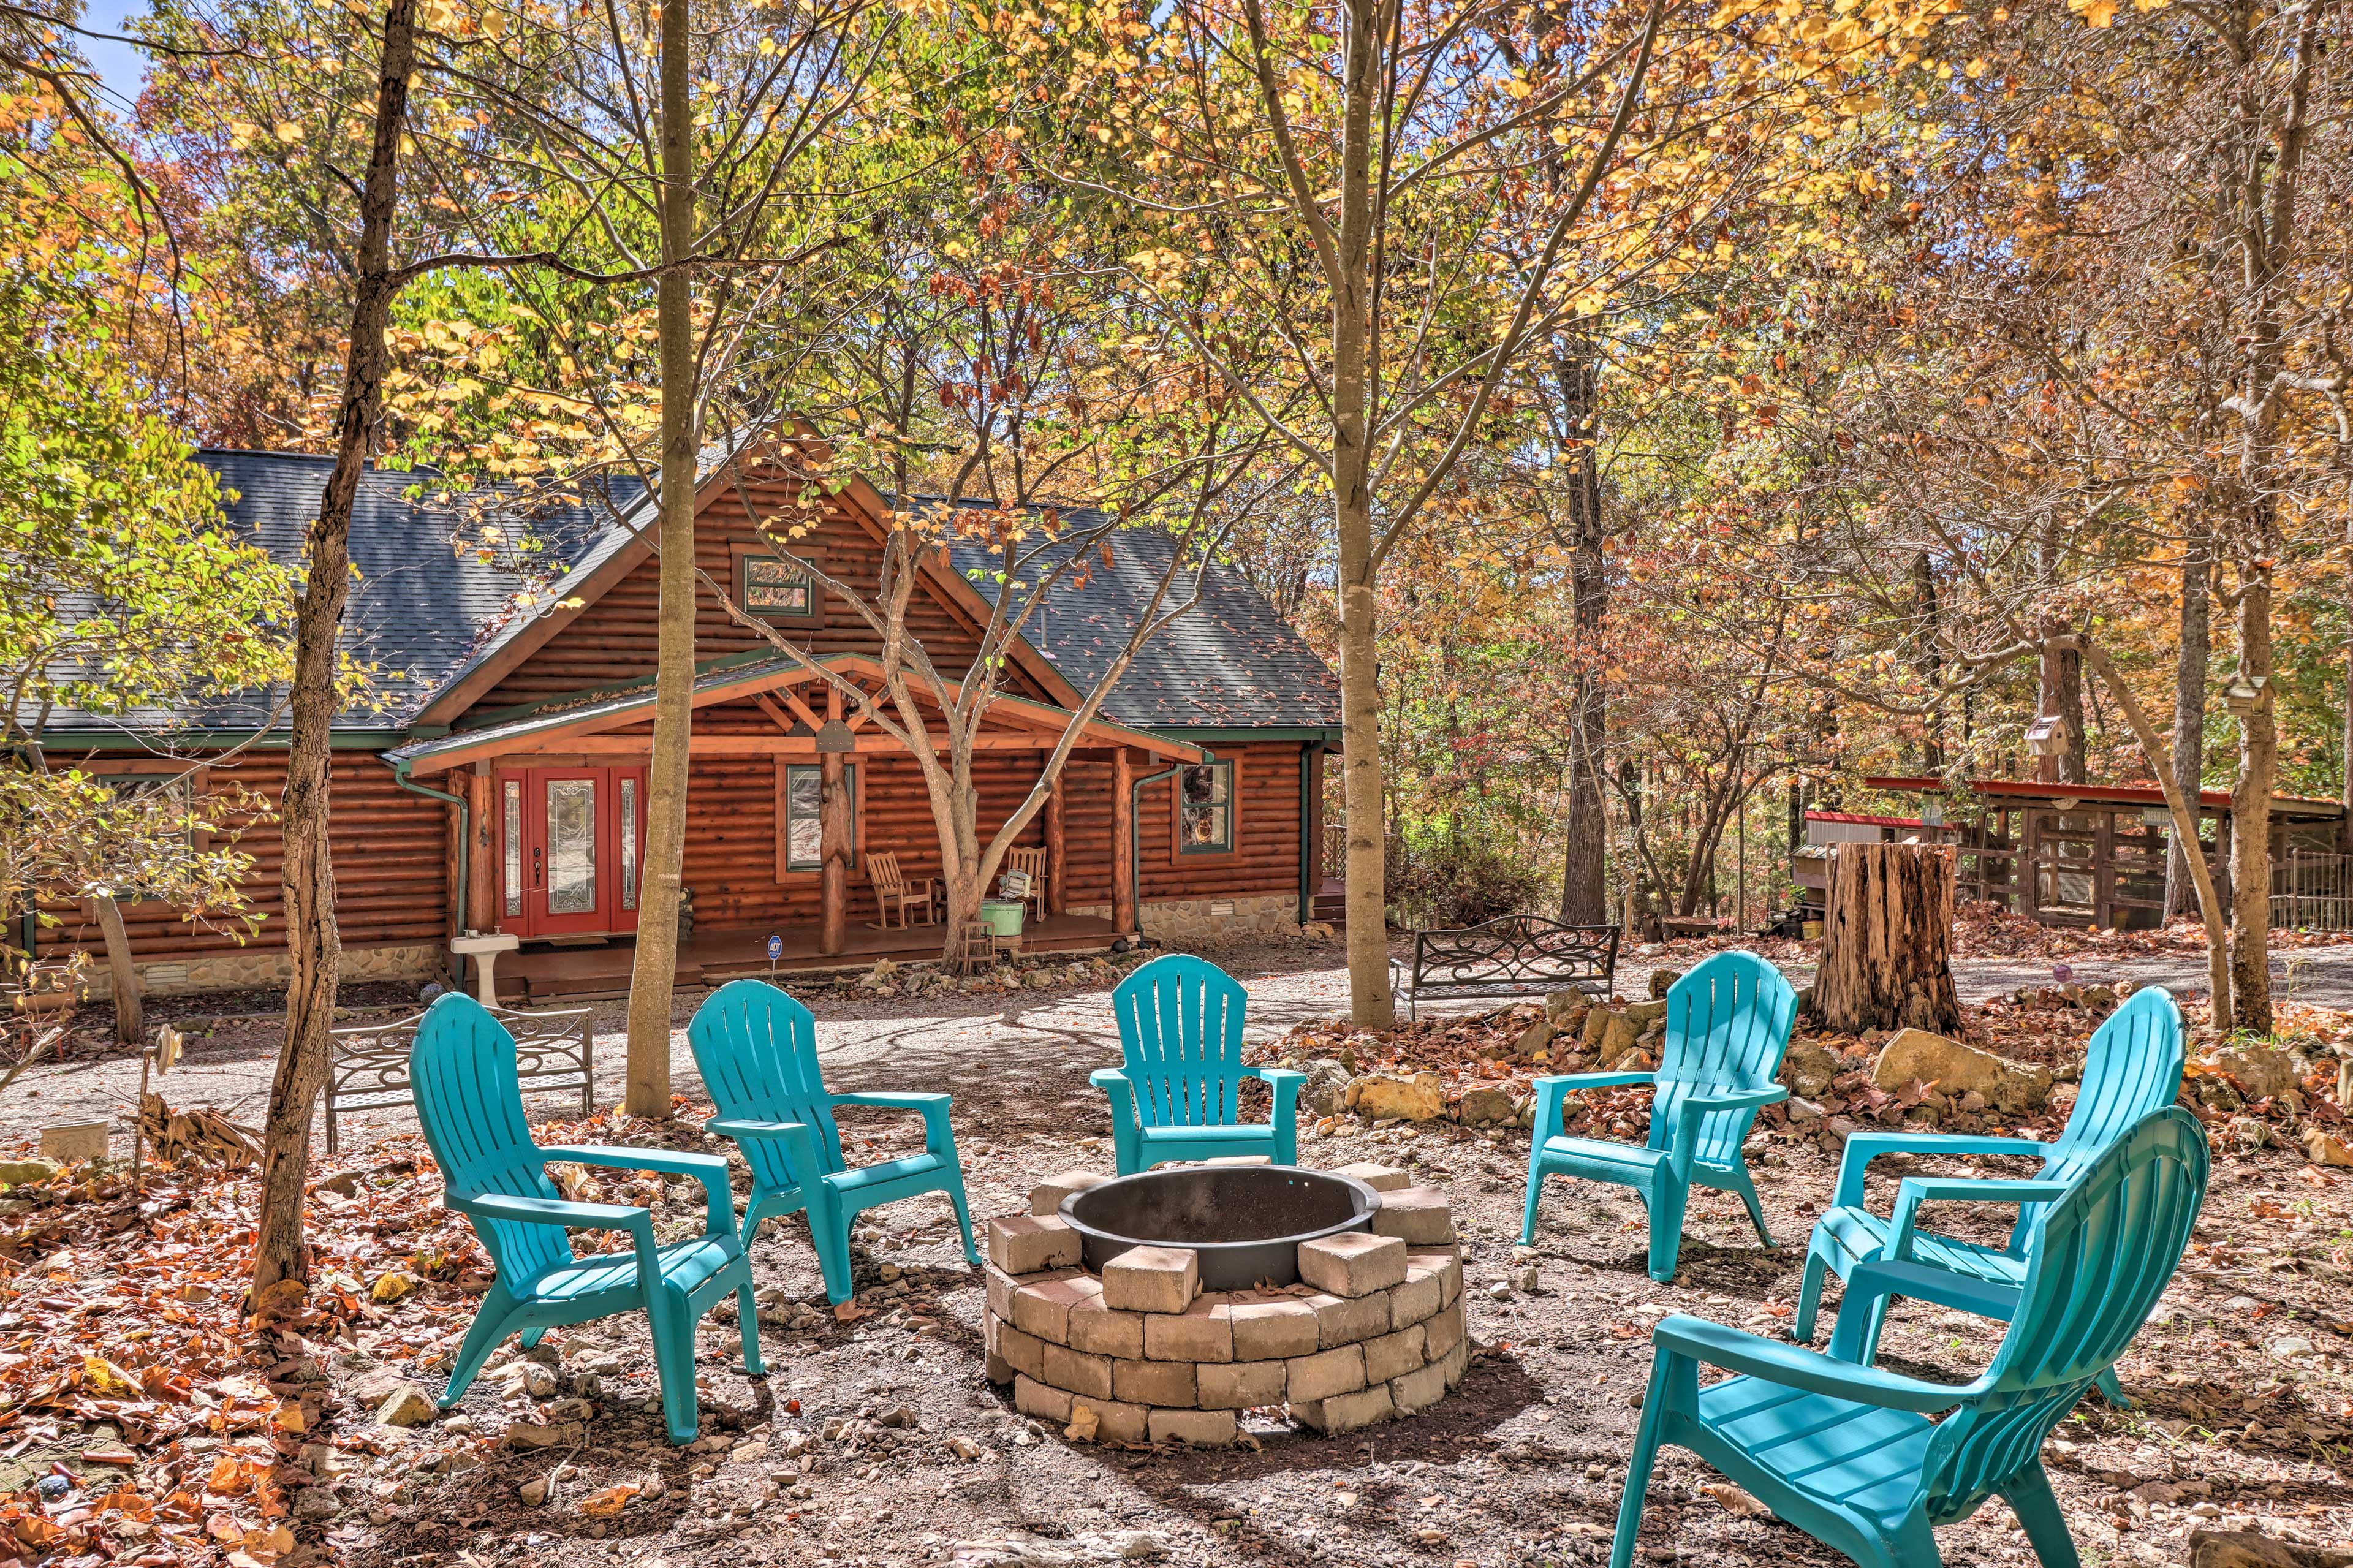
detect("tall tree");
top-left (250, 0), bottom-right (415, 1304)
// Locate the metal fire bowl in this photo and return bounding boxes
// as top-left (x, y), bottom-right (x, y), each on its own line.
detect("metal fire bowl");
top-left (1058, 1165), bottom-right (1382, 1292)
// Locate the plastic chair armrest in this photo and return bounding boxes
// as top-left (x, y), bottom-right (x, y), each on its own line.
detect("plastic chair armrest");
top-left (1826, 1258), bottom-right (2025, 1362)
top-left (455, 1191), bottom-right (648, 1235)
top-left (1887, 1176), bottom-right (2074, 1262)
top-left (702, 1118), bottom-right (822, 1192)
top-left (1652, 1313), bottom-right (1977, 1413)
top-left (1526, 1073), bottom-right (1649, 1142)
top-left (1670, 1086), bottom-right (1788, 1177)
top-left (541, 1145), bottom-right (735, 1237)
top-left (828, 1091), bottom-right (955, 1152)
top-left (1249, 1067), bottom-right (1306, 1121)
top-left (1538, 1071), bottom-right (1658, 1093)
top-left (1830, 1131), bottom-right (2056, 1208)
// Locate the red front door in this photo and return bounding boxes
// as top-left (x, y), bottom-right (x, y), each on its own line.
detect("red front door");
top-left (498, 766), bottom-right (647, 938)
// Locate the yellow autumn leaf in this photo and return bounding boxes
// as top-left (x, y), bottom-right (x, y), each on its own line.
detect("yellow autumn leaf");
top-left (83, 1355), bottom-right (139, 1396)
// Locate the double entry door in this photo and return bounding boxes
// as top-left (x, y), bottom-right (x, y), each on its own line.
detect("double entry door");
top-left (498, 765), bottom-right (648, 938)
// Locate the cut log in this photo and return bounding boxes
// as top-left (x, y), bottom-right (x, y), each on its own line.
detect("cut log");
top-left (1815, 842), bottom-right (1963, 1036)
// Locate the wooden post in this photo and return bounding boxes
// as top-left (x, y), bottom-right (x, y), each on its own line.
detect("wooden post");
top-left (1045, 769), bottom-right (1067, 917)
top-left (442, 796), bottom-right (464, 943)
top-left (467, 764), bottom-right (496, 931)
top-left (1112, 749), bottom-right (1136, 936)
top-left (819, 687), bottom-right (849, 955)
top-left (1816, 841), bottom-right (1963, 1035)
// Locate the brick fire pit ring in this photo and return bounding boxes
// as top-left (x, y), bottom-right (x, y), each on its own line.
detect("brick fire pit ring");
top-left (1059, 1165), bottom-right (1381, 1290)
top-left (982, 1160), bottom-right (1468, 1445)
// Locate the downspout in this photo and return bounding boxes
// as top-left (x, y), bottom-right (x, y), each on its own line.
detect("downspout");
top-left (1297, 741), bottom-right (1323, 925)
top-left (388, 757), bottom-right (469, 958)
top-left (1131, 751), bottom-right (1208, 939)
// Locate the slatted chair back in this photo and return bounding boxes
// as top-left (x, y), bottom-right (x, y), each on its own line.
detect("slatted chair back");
top-left (868, 852), bottom-right (912, 899)
top-left (1647, 950), bottom-right (1797, 1170)
top-left (1919, 1107), bottom-right (2208, 1522)
top-left (2043, 985), bottom-right (2186, 1183)
top-left (688, 979), bottom-right (847, 1192)
top-left (1112, 955), bottom-right (1252, 1128)
top-left (410, 993), bottom-right (573, 1286)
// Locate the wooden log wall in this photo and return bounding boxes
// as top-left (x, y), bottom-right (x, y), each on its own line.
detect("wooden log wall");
top-left (676, 749), bottom-right (1052, 933)
top-left (1054, 742), bottom-right (1306, 912)
top-left (474, 471), bottom-right (1049, 712)
top-left (33, 753), bottom-right (449, 963)
top-left (1133, 743), bottom-right (1304, 903)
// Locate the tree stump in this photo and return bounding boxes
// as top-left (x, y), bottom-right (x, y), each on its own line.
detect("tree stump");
top-left (1816, 842), bottom-right (1964, 1036)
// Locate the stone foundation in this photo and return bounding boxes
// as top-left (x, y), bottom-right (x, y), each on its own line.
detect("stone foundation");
top-left (1066, 893), bottom-right (1302, 945)
top-left (981, 1162), bottom-right (1468, 1445)
top-left (80, 941), bottom-right (446, 1001)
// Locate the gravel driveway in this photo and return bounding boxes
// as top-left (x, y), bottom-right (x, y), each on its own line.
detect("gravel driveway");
top-left (13, 938), bottom-right (2353, 1158)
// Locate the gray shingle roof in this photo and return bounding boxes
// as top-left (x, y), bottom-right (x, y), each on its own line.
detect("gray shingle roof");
top-left (934, 501), bottom-right (1339, 732)
top-left (36, 451), bottom-right (1333, 741)
top-left (37, 450), bottom-right (635, 735)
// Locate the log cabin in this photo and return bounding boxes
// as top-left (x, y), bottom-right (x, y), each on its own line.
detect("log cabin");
top-left (25, 444), bottom-right (1342, 1004)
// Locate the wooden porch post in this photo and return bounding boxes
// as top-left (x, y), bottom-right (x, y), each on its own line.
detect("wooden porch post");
top-left (1045, 768), bottom-right (1067, 917)
top-left (1112, 748), bottom-right (1137, 936)
top-left (820, 687), bottom-right (851, 955)
top-left (466, 763), bottom-right (496, 932)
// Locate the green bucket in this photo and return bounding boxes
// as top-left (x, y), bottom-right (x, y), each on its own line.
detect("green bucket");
top-left (980, 900), bottom-right (1026, 938)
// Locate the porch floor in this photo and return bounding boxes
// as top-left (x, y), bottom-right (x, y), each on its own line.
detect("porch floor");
top-left (496, 913), bottom-right (1122, 1004)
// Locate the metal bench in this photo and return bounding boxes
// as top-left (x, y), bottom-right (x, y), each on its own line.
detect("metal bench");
top-left (1390, 915), bottom-right (1620, 1021)
top-left (325, 1001), bottom-right (595, 1155)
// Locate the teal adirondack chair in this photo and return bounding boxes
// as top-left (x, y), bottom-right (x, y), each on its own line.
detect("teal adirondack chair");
top-left (1794, 984), bottom-right (2184, 1407)
top-left (1521, 949), bottom-right (1795, 1281)
top-left (1613, 1105), bottom-right (2209, 1568)
top-left (1094, 954), bottom-right (1304, 1175)
top-left (411, 993), bottom-right (760, 1445)
top-left (686, 979), bottom-right (979, 1305)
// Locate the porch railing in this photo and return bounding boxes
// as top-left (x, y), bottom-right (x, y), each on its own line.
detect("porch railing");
top-left (2272, 849), bottom-right (2353, 933)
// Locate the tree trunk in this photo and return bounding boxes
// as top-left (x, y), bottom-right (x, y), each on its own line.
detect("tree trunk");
top-left (251, 0), bottom-right (414, 1304)
top-left (622, 0), bottom-right (697, 1115)
top-left (2228, 567), bottom-right (2275, 1034)
top-left (1815, 842), bottom-right (1963, 1036)
top-left (2039, 624), bottom-right (2087, 787)
top-left (2166, 525), bottom-right (2211, 917)
top-left (1557, 352), bottom-right (1608, 926)
top-left (1330, 0), bottom-right (1389, 1028)
top-left (91, 896), bottom-right (143, 1047)
top-left (1111, 748), bottom-right (1136, 936)
top-left (1914, 553), bottom-right (1944, 770)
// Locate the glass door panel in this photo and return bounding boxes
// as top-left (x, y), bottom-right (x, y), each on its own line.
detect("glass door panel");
top-left (494, 766), bottom-right (646, 938)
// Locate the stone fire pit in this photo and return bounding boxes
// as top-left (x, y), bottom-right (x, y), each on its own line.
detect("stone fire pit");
top-left (982, 1159), bottom-right (1467, 1445)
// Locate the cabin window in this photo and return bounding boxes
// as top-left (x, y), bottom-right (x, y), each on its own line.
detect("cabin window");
top-left (503, 779), bottom-right (523, 917)
top-left (781, 763), bottom-right (857, 873)
top-left (740, 551), bottom-right (817, 621)
top-left (1175, 760), bottom-right (1235, 855)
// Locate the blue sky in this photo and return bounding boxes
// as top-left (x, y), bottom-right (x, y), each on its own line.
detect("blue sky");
top-left (74, 0), bottom-right (153, 116)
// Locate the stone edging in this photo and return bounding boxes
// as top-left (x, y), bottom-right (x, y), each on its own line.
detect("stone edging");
top-left (980, 1161), bottom-right (1468, 1446)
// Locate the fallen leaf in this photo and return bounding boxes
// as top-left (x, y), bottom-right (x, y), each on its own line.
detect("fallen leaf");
top-left (579, 1486), bottom-right (637, 1518)
top-left (1705, 1483), bottom-right (1771, 1519)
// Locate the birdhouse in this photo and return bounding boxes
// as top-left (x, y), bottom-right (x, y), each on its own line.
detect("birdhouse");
top-left (2025, 714), bottom-right (2069, 756)
top-left (2223, 673), bottom-right (2268, 718)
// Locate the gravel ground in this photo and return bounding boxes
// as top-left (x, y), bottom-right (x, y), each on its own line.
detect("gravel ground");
top-left (12, 936), bottom-right (2352, 1568)
top-left (20, 937), bottom-right (2353, 1156)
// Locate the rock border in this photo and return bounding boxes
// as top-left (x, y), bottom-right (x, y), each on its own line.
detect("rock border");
top-left (979, 1162), bottom-right (1467, 1445)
